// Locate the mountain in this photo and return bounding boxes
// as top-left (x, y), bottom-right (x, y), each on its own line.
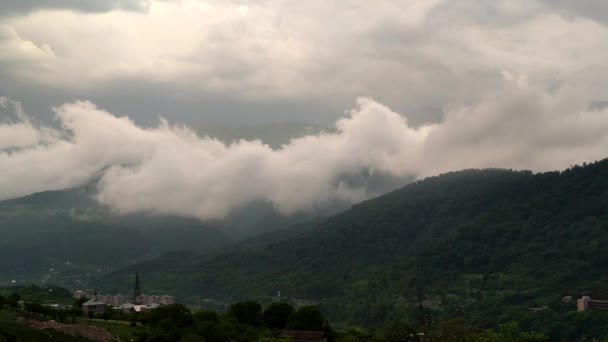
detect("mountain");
top-left (0, 188), bottom-right (232, 288)
top-left (99, 159), bottom-right (608, 340)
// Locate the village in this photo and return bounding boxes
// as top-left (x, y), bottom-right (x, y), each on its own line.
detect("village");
top-left (75, 273), bottom-right (174, 316)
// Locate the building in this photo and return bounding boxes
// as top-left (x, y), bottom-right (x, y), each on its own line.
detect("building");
top-left (73, 290), bottom-right (86, 299)
top-left (116, 302), bottom-right (162, 313)
top-left (75, 273), bottom-right (174, 314)
top-left (116, 303), bottom-right (137, 313)
top-left (82, 298), bottom-right (107, 316)
top-left (160, 295), bottom-right (174, 305)
top-left (577, 296), bottom-right (608, 311)
top-left (280, 330), bottom-right (328, 342)
top-left (146, 295), bottom-right (161, 305)
top-left (114, 295), bottom-right (126, 306)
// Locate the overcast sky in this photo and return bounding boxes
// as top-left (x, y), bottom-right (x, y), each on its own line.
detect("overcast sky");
top-left (2, 0), bottom-right (608, 219)
top-left (1, 0), bottom-right (605, 125)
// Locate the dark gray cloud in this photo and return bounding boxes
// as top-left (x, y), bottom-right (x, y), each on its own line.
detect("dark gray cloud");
top-left (0, 0), bottom-right (151, 16)
top-left (0, 0), bottom-right (607, 140)
top-left (543, 0), bottom-right (608, 23)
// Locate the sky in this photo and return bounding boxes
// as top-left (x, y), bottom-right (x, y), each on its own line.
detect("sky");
top-left (2, 0), bottom-right (608, 220)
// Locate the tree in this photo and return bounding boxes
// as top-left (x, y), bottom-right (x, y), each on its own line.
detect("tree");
top-left (478, 322), bottom-right (548, 342)
top-left (74, 296), bottom-right (88, 308)
top-left (429, 319), bottom-right (475, 342)
top-left (0, 295), bottom-right (6, 308)
top-left (227, 301), bottom-right (263, 326)
top-left (24, 301), bottom-right (43, 314)
top-left (286, 306), bottom-right (325, 331)
top-left (336, 327), bottom-right (375, 342)
top-left (7, 293), bottom-right (20, 308)
top-left (194, 310), bottom-right (219, 324)
top-left (146, 304), bottom-right (194, 332)
top-left (263, 302), bottom-right (294, 329)
top-left (377, 321), bottom-right (421, 342)
top-left (101, 306), bottom-right (114, 321)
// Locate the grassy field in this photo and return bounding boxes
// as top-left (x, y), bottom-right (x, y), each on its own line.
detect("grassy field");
top-left (0, 308), bottom-right (87, 342)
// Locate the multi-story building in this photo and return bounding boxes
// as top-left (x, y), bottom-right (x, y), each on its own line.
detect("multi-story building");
top-left (577, 296), bottom-right (608, 311)
top-left (114, 295), bottom-right (125, 306)
top-left (161, 295), bottom-right (174, 305)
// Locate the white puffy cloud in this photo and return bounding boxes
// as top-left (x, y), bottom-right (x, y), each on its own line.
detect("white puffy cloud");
top-left (2, 0), bottom-right (608, 220)
top-left (0, 97), bottom-right (56, 149)
top-left (2, 76), bottom-right (608, 220)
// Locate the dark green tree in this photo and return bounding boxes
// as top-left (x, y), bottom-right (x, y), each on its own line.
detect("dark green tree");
top-left (146, 304), bottom-right (194, 332)
top-left (263, 302), bottom-right (294, 329)
top-left (101, 306), bottom-right (114, 321)
top-left (23, 301), bottom-right (43, 314)
top-left (194, 310), bottom-right (219, 324)
top-left (74, 296), bottom-right (88, 308)
top-left (7, 293), bottom-right (20, 308)
top-left (478, 322), bottom-right (548, 342)
top-left (378, 321), bottom-right (421, 342)
top-left (286, 305), bottom-right (325, 331)
top-left (227, 301), bottom-right (263, 326)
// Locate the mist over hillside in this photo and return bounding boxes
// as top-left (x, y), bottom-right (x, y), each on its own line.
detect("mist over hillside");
top-left (0, 187), bottom-right (232, 288)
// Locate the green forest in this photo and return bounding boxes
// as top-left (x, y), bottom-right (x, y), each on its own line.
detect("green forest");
top-left (0, 286), bottom-right (550, 341)
top-left (98, 159), bottom-right (608, 341)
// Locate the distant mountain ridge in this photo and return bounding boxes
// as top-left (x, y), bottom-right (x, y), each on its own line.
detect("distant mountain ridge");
top-left (0, 187), bottom-right (232, 288)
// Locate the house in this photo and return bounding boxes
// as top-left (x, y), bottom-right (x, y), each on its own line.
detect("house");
top-left (116, 303), bottom-right (137, 313)
top-left (82, 298), bottom-right (107, 316)
top-left (115, 302), bottom-right (162, 313)
top-left (280, 330), bottom-right (328, 342)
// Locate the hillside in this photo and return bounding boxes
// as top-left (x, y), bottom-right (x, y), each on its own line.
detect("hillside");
top-left (0, 187), bottom-right (232, 288)
top-left (99, 159), bottom-right (608, 340)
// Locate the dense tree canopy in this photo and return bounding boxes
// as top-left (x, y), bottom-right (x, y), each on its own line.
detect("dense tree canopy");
top-left (263, 302), bottom-right (294, 329)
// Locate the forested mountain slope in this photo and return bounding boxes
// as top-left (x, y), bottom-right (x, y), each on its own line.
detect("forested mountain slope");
top-left (0, 188), bottom-right (232, 288)
top-left (101, 159), bottom-right (608, 339)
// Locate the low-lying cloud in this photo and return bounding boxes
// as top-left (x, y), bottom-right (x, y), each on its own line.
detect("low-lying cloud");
top-left (2, 78), bottom-right (608, 220)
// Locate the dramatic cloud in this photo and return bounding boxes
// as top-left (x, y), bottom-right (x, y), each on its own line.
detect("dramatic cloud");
top-left (2, 76), bottom-right (608, 220)
top-left (0, 1), bottom-right (152, 16)
top-left (0, 97), bottom-right (56, 149)
top-left (1, 0), bottom-right (607, 125)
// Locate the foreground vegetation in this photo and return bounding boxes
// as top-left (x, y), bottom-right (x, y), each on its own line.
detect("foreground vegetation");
top-left (0, 286), bottom-right (553, 341)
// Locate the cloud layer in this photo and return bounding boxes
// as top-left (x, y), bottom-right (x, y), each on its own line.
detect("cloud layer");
top-left (2, 1), bottom-right (608, 220)
top-left (2, 76), bottom-right (608, 220)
